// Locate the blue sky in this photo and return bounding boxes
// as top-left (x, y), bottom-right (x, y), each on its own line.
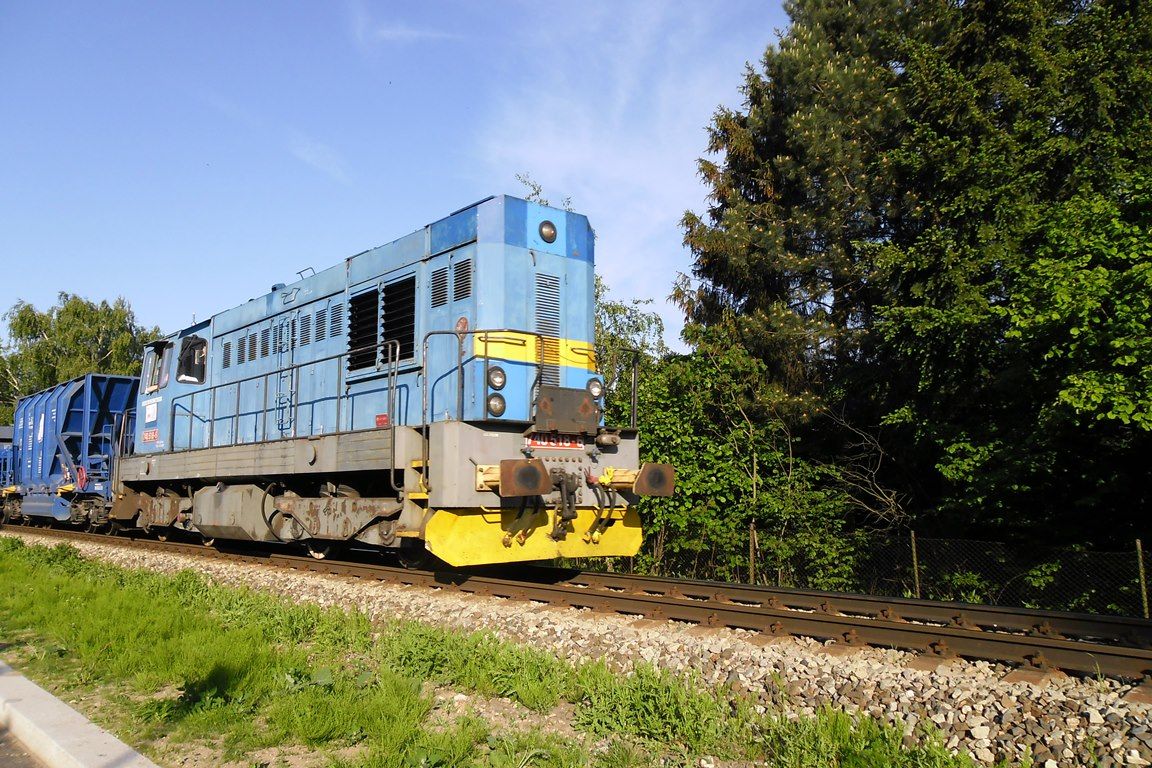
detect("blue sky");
top-left (0, 1), bottom-right (787, 350)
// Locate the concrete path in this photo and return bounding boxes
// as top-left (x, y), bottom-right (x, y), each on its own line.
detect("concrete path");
top-left (0, 661), bottom-right (159, 768)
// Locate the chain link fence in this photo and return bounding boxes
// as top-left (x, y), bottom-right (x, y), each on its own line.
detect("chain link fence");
top-left (848, 532), bottom-right (1151, 618)
top-left (587, 532), bottom-right (1152, 618)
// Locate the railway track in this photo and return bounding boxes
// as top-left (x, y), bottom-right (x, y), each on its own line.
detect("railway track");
top-left (7, 525), bottom-right (1152, 684)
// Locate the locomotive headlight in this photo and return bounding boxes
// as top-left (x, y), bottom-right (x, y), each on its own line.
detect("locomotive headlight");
top-left (586, 378), bottom-right (604, 399)
top-left (539, 220), bottom-right (557, 243)
top-left (487, 393), bottom-right (507, 417)
top-left (487, 366), bottom-right (506, 390)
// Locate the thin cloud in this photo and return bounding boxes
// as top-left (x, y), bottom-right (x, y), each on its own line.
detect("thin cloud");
top-left (349, 1), bottom-right (457, 49)
top-left (364, 22), bottom-right (457, 43)
top-left (287, 133), bottom-right (350, 184)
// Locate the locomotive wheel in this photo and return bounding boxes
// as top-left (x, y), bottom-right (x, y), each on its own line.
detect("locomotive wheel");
top-left (153, 527), bottom-right (169, 542)
top-left (397, 540), bottom-right (429, 570)
top-left (306, 541), bottom-right (332, 560)
top-left (201, 537), bottom-right (215, 547)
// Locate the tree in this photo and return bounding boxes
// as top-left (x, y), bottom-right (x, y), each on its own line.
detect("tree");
top-left (682, 0), bottom-right (1152, 546)
top-left (594, 275), bottom-right (666, 406)
top-left (633, 320), bottom-right (867, 587)
top-left (0, 293), bottom-right (158, 423)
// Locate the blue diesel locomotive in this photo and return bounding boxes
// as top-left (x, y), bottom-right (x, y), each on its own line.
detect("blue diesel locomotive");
top-left (2, 195), bottom-right (673, 566)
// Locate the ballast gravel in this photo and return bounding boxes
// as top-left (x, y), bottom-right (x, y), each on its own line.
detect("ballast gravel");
top-left (4, 530), bottom-right (1151, 767)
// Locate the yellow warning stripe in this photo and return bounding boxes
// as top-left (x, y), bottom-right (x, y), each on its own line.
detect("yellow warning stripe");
top-left (473, 332), bottom-right (597, 371)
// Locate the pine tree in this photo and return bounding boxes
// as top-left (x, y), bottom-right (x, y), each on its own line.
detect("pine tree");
top-left (683, 0), bottom-right (1152, 545)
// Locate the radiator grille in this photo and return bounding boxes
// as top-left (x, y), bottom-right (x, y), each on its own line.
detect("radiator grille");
top-left (453, 259), bottom-right (472, 301)
top-left (535, 274), bottom-right (561, 387)
top-left (347, 290), bottom-right (380, 371)
top-left (431, 267), bottom-right (449, 308)
top-left (383, 276), bottom-right (416, 361)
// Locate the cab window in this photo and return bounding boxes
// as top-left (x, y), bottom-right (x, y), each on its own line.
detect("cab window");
top-left (177, 336), bottom-right (208, 384)
top-left (145, 343), bottom-right (173, 392)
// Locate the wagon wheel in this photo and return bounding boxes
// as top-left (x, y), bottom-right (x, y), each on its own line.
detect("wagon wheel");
top-left (201, 537), bottom-right (216, 547)
top-left (153, 527), bottom-right (169, 542)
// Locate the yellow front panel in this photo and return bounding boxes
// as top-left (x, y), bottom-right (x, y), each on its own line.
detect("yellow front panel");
top-left (424, 505), bottom-right (642, 566)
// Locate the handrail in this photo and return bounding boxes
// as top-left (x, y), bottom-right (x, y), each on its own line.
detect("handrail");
top-left (168, 339), bottom-right (401, 457)
top-left (163, 326), bottom-right (600, 498)
top-left (419, 327), bottom-right (554, 489)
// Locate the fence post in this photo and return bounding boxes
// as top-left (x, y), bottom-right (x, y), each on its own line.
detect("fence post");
top-left (1138, 539), bottom-right (1149, 619)
top-left (911, 529), bottom-right (922, 599)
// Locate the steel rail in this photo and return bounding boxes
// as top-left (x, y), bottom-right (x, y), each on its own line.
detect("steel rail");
top-left (498, 567), bottom-right (1152, 649)
top-left (6, 526), bottom-right (1152, 680)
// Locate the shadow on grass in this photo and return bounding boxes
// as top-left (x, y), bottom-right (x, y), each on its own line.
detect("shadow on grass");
top-left (138, 662), bottom-right (252, 723)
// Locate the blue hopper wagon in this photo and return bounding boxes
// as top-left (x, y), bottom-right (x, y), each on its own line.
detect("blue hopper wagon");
top-left (3, 374), bottom-right (139, 526)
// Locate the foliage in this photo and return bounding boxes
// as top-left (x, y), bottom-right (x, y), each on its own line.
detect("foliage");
top-left (680, 0), bottom-right (1152, 547)
top-left (1006, 178), bottom-right (1152, 431)
top-left (630, 320), bottom-right (866, 588)
top-left (0, 292), bottom-right (157, 423)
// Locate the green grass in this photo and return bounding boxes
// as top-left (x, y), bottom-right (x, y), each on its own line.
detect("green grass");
top-left (0, 536), bottom-right (982, 767)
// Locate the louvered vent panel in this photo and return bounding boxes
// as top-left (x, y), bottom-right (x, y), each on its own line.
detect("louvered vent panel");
top-left (299, 315), bottom-right (312, 346)
top-left (260, 328), bottom-right (270, 358)
top-left (431, 267), bottom-right (449, 308)
top-left (330, 303), bottom-right (344, 338)
top-left (383, 277), bottom-right (416, 361)
top-left (248, 334), bottom-right (257, 362)
top-left (315, 308), bottom-right (327, 342)
top-left (347, 291), bottom-right (380, 371)
top-left (272, 325), bottom-right (282, 353)
top-left (453, 259), bottom-right (472, 301)
top-left (535, 274), bottom-right (561, 387)
top-left (223, 341), bottom-right (232, 369)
